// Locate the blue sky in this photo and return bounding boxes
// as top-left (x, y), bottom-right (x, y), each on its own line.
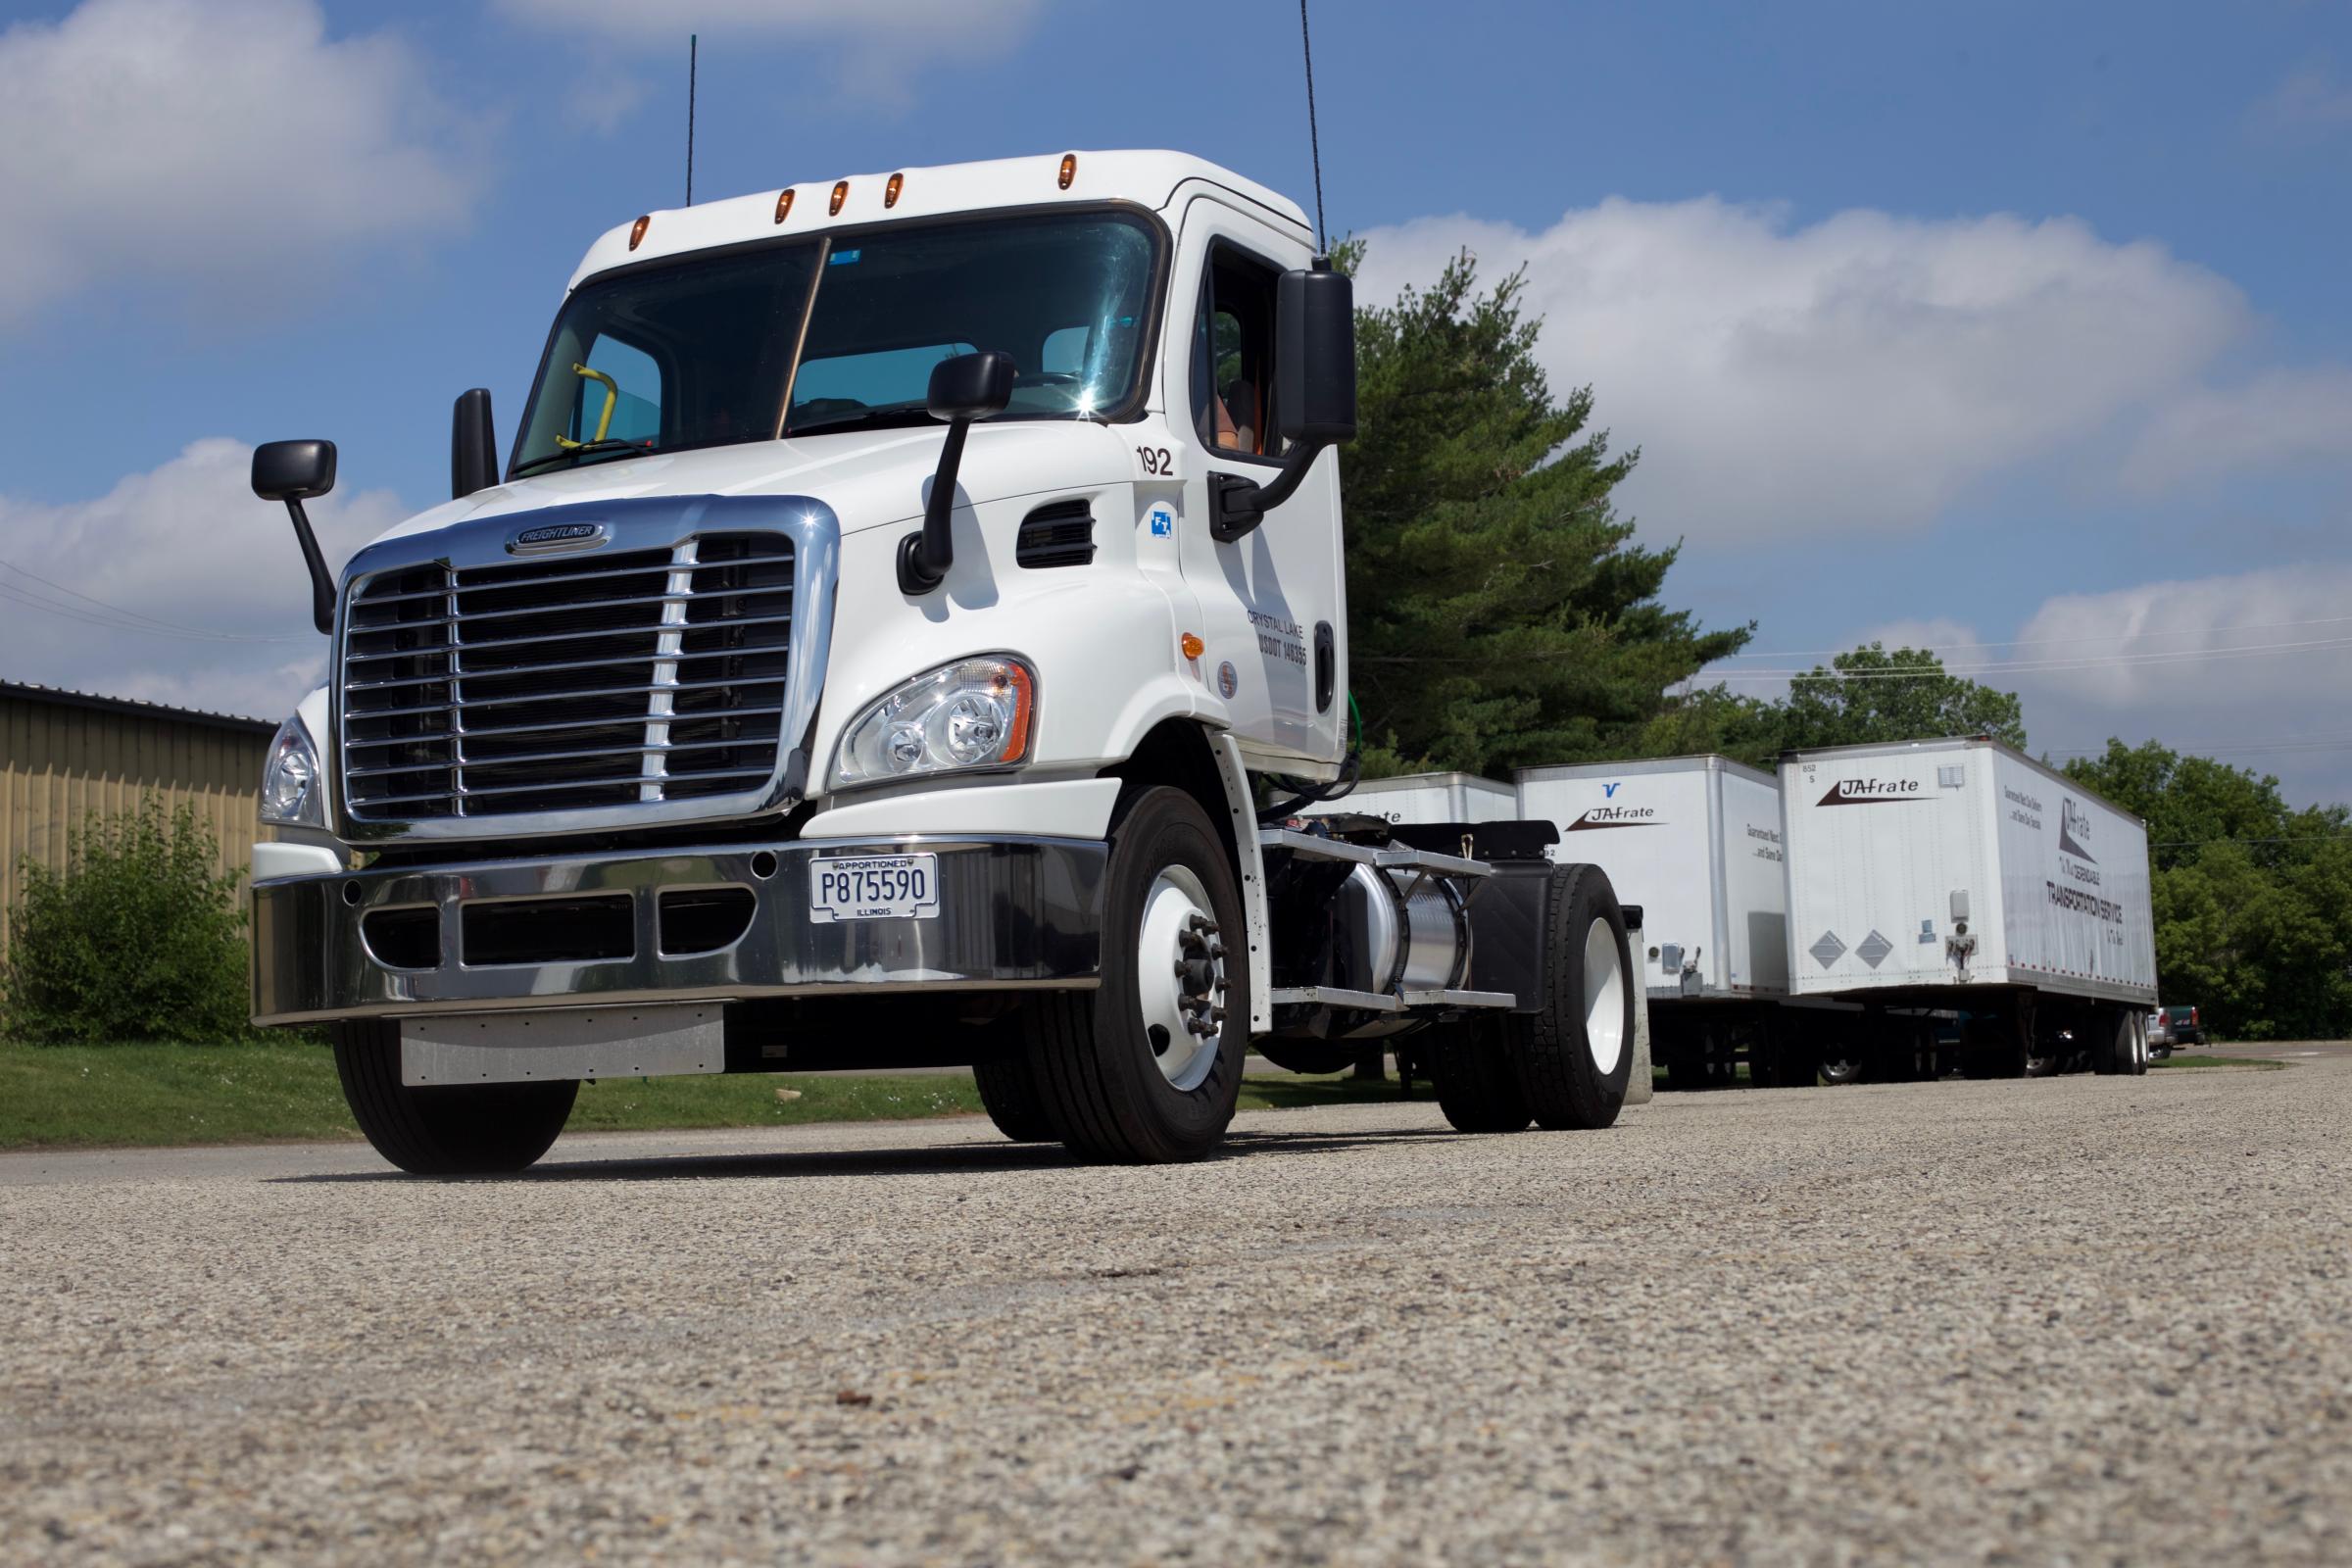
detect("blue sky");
top-left (4, 0), bottom-right (2351, 800)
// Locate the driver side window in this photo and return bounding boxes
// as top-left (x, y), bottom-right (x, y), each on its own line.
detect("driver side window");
top-left (1190, 246), bottom-right (1285, 462)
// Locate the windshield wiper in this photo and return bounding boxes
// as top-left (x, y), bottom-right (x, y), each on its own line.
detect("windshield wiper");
top-left (511, 439), bottom-right (645, 478)
top-left (784, 406), bottom-right (940, 438)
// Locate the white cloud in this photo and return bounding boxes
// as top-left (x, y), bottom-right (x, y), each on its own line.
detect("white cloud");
top-left (0, 0), bottom-right (481, 325)
top-left (2249, 58), bottom-right (2352, 139)
top-left (1833, 566), bottom-right (2352, 806)
top-left (495, 0), bottom-right (1050, 101)
top-left (2121, 367), bottom-right (2352, 491)
top-left (1350, 199), bottom-right (2251, 543)
top-left (0, 439), bottom-right (408, 720)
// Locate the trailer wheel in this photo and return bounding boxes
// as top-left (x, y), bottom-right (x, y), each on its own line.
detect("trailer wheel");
top-left (1020, 786), bottom-right (1247, 1163)
top-left (1960, 1013), bottom-right (2029, 1079)
top-left (1510, 863), bottom-right (1636, 1131)
top-left (1430, 1017), bottom-right (1532, 1132)
top-left (973, 1052), bottom-right (1059, 1143)
top-left (331, 1020), bottom-right (576, 1176)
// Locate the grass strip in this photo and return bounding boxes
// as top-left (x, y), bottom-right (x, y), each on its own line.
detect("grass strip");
top-left (0, 1041), bottom-right (988, 1151)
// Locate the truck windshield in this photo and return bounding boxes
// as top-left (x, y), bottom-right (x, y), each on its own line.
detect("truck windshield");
top-left (511, 211), bottom-right (1160, 477)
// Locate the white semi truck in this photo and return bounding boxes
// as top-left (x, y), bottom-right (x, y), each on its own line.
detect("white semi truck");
top-left (1515, 756), bottom-right (1822, 1087)
top-left (244, 151), bottom-right (1640, 1173)
top-left (1781, 737), bottom-right (2157, 1077)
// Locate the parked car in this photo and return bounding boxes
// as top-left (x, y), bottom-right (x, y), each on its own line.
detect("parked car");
top-left (2164, 1004), bottom-right (2205, 1048)
top-left (2146, 1008), bottom-right (2172, 1058)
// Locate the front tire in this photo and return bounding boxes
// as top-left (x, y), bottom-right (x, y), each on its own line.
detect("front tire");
top-left (1020, 787), bottom-right (1249, 1163)
top-left (973, 1052), bottom-right (1060, 1143)
top-left (332, 1020), bottom-right (576, 1176)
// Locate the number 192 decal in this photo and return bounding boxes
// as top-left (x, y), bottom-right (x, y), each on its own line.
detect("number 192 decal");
top-left (1135, 444), bottom-right (1177, 478)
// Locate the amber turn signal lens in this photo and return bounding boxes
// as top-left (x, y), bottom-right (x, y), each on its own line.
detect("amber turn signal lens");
top-left (885, 172), bottom-right (904, 208)
top-left (627, 215), bottom-right (650, 250)
top-left (1057, 153), bottom-right (1077, 190)
top-left (830, 180), bottom-right (849, 216)
top-left (773, 188), bottom-right (795, 223)
top-left (1180, 633), bottom-right (1204, 661)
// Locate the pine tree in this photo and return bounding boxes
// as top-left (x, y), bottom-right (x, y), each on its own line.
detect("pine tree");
top-left (1336, 242), bottom-right (1748, 775)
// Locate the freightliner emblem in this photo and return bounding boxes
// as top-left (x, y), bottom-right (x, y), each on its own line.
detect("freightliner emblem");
top-left (508, 520), bottom-right (608, 554)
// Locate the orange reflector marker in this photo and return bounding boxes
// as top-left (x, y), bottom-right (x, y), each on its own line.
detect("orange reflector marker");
top-left (1180, 633), bottom-right (1204, 661)
top-left (885, 172), bottom-right (904, 208)
top-left (628, 215), bottom-right (650, 250)
top-left (1057, 153), bottom-right (1077, 190)
top-left (999, 663), bottom-right (1036, 762)
top-left (773, 188), bottom-right (795, 223)
top-left (830, 180), bottom-right (849, 216)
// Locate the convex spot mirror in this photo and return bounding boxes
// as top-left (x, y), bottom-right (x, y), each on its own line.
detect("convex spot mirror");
top-left (927, 350), bottom-right (1016, 423)
top-left (1275, 267), bottom-right (1357, 446)
top-left (251, 439), bottom-right (336, 503)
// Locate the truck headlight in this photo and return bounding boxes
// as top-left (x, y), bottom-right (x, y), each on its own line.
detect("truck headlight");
top-left (260, 715), bottom-right (326, 827)
top-left (833, 656), bottom-right (1036, 789)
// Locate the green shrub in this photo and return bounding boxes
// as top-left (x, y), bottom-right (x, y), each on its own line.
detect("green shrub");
top-left (1, 798), bottom-right (259, 1045)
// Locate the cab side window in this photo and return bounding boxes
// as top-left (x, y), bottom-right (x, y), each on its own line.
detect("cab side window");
top-left (1190, 247), bottom-right (1285, 461)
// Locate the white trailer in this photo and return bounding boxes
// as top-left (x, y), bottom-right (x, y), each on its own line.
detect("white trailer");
top-left (1781, 737), bottom-right (2157, 1077)
top-left (1305, 770), bottom-right (1517, 827)
top-left (1515, 756), bottom-right (1818, 1087)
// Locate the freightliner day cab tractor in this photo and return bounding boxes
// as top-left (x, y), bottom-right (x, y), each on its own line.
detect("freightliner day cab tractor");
top-left (246, 152), bottom-right (1641, 1173)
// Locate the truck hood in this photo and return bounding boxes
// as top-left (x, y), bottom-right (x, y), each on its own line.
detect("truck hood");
top-left (365, 422), bottom-right (1133, 551)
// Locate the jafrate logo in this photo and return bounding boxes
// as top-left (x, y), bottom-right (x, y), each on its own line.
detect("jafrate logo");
top-left (1816, 776), bottom-right (1924, 807)
top-left (2059, 798), bottom-right (2096, 862)
top-left (1567, 805), bottom-right (1659, 831)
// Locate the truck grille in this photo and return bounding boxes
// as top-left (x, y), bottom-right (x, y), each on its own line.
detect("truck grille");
top-left (339, 532), bottom-right (795, 822)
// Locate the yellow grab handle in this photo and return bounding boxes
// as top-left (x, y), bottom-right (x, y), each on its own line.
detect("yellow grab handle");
top-left (555, 363), bottom-right (621, 449)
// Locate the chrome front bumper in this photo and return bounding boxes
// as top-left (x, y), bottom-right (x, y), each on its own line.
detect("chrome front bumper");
top-left (250, 835), bottom-right (1107, 1026)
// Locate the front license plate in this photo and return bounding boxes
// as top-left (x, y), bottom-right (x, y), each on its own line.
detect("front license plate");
top-left (808, 853), bottom-right (941, 922)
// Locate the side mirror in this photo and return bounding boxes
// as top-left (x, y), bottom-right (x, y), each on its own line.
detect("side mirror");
top-left (251, 439), bottom-right (336, 503)
top-left (1211, 267), bottom-right (1357, 541)
top-left (1275, 267), bottom-right (1357, 445)
top-left (927, 350), bottom-right (1016, 423)
top-left (251, 440), bottom-right (340, 635)
top-left (452, 387), bottom-right (499, 499)
top-left (901, 351), bottom-right (1017, 594)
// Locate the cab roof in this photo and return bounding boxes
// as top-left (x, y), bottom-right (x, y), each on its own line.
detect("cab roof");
top-left (567, 150), bottom-right (1312, 291)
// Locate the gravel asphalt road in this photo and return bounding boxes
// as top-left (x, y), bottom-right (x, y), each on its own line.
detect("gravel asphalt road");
top-left (4, 1055), bottom-right (2347, 1566)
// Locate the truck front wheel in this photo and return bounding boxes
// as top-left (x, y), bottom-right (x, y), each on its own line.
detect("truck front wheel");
top-left (331, 1020), bottom-right (577, 1176)
top-left (1021, 786), bottom-right (1248, 1163)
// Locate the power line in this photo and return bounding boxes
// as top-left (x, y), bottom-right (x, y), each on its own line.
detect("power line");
top-left (1720, 612), bottom-right (2352, 662)
top-left (1704, 633), bottom-right (2352, 682)
top-left (0, 563), bottom-right (303, 644)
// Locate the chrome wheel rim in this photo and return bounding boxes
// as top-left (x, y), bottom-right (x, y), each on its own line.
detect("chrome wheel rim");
top-left (1582, 917), bottom-right (1626, 1076)
top-left (1137, 864), bottom-right (1225, 1092)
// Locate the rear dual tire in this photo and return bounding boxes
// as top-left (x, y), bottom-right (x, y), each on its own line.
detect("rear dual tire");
top-left (1432, 864), bottom-right (1635, 1135)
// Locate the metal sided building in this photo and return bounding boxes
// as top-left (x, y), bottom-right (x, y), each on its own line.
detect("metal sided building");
top-left (0, 682), bottom-right (275, 953)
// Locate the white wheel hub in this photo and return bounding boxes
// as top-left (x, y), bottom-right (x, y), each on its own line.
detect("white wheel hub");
top-left (1136, 864), bottom-right (1226, 1092)
top-left (1582, 916), bottom-right (1626, 1076)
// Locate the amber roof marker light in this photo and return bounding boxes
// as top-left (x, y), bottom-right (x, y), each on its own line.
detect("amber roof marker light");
top-left (773, 188), bottom-right (795, 223)
top-left (1057, 153), bottom-right (1077, 190)
top-left (627, 215), bottom-right (650, 250)
top-left (885, 172), bottom-right (904, 208)
top-left (830, 180), bottom-right (850, 216)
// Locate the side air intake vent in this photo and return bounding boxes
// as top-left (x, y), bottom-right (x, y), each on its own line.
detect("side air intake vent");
top-left (1015, 500), bottom-right (1096, 568)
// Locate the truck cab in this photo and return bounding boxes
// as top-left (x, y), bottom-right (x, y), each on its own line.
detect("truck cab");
top-left (249, 151), bottom-right (1638, 1173)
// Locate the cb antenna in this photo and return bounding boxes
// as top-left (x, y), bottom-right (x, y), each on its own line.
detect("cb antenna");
top-left (686, 33), bottom-right (698, 205)
top-left (1298, 0), bottom-right (1327, 255)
